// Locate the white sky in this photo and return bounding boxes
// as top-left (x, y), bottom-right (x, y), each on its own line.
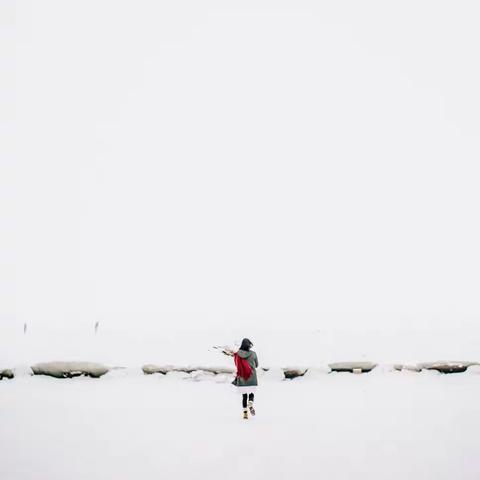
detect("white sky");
top-left (2, 1), bottom-right (480, 331)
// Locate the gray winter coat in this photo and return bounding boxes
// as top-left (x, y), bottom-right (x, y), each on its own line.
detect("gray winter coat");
top-left (235, 349), bottom-right (259, 387)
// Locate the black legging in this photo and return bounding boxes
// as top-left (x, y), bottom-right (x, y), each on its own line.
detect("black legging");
top-left (242, 393), bottom-right (254, 409)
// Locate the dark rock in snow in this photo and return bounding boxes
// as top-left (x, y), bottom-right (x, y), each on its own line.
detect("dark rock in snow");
top-left (283, 368), bottom-right (308, 379)
top-left (0, 369), bottom-right (14, 380)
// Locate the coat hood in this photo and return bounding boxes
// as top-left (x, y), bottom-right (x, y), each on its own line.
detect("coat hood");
top-left (237, 349), bottom-right (254, 359)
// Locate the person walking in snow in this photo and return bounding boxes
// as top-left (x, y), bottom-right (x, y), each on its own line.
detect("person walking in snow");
top-left (233, 338), bottom-right (258, 419)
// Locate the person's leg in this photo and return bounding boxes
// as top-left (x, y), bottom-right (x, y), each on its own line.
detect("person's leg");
top-left (242, 393), bottom-right (248, 419)
top-left (248, 392), bottom-right (255, 415)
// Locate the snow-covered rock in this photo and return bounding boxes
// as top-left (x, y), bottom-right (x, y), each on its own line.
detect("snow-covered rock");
top-left (31, 361), bottom-right (109, 378)
top-left (0, 368), bottom-right (14, 380)
top-left (417, 361), bottom-right (478, 374)
top-left (283, 367), bottom-right (308, 379)
top-left (142, 364), bottom-right (172, 375)
top-left (328, 362), bottom-right (377, 373)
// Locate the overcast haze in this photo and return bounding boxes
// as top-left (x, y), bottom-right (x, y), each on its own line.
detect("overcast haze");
top-left (2, 1), bottom-right (480, 333)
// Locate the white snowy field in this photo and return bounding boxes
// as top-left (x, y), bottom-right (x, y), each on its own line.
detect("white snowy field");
top-left (1, 370), bottom-right (479, 480)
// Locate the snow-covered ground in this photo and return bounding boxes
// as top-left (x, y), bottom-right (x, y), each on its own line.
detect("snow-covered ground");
top-left (1, 370), bottom-right (479, 480)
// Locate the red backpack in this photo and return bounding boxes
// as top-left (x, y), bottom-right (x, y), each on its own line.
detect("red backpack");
top-left (234, 353), bottom-right (252, 381)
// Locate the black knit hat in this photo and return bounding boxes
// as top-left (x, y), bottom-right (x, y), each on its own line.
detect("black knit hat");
top-left (240, 338), bottom-right (253, 351)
